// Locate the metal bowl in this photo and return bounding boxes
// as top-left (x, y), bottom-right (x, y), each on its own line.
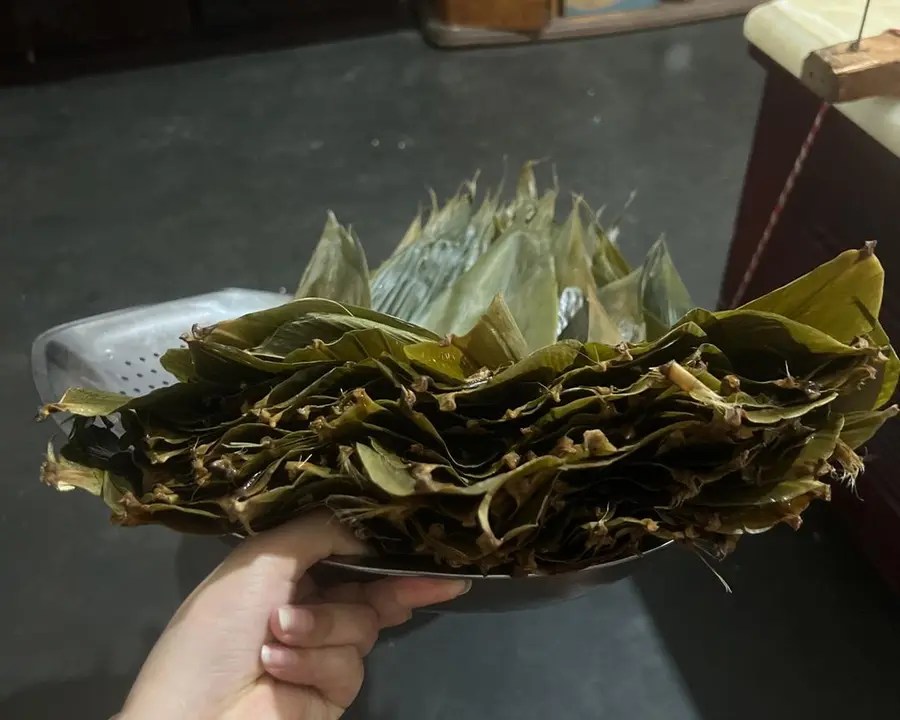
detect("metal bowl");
top-left (33, 289), bottom-right (672, 614)
top-left (217, 533), bottom-right (672, 613)
top-left (315, 546), bottom-right (671, 613)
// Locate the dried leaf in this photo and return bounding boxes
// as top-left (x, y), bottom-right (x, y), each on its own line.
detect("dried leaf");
top-left (295, 212), bottom-right (371, 307)
top-left (419, 225), bottom-right (558, 352)
top-left (641, 236), bottom-right (693, 340)
top-left (553, 203), bottom-right (623, 345)
top-left (34, 179), bottom-right (896, 577)
top-left (596, 269), bottom-right (646, 343)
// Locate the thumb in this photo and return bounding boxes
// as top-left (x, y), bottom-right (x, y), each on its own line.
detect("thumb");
top-left (225, 511), bottom-right (368, 584)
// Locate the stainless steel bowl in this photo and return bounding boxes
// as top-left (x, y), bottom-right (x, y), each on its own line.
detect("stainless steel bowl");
top-left (33, 289), bottom-right (672, 614)
top-left (217, 533), bottom-right (672, 613)
top-left (315, 546), bottom-right (671, 613)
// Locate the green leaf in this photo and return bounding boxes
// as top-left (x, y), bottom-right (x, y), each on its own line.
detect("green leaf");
top-left (256, 313), bottom-right (431, 358)
top-left (739, 244), bottom-right (883, 343)
top-left (516, 160), bottom-right (539, 203)
top-left (33, 178), bottom-right (898, 577)
top-left (685, 308), bottom-right (873, 377)
top-left (295, 212), bottom-right (371, 308)
top-left (553, 203), bottom-right (623, 345)
top-left (451, 295), bottom-right (529, 369)
top-left (39, 388), bottom-right (133, 418)
top-left (199, 298), bottom-right (439, 350)
top-left (840, 406), bottom-right (900, 450)
top-left (402, 342), bottom-right (472, 383)
top-left (691, 478), bottom-right (830, 508)
top-left (432, 342), bottom-right (583, 409)
top-left (641, 236), bottom-right (694, 340)
top-left (159, 348), bottom-right (196, 382)
top-left (370, 187), bottom-right (497, 325)
top-left (596, 269), bottom-right (645, 343)
top-left (419, 225), bottom-right (558, 352)
top-left (849, 297), bottom-right (899, 409)
top-left (41, 443), bottom-right (109, 495)
top-left (586, 210), bottom-right (631, 288)
top-left (356, 442), bottom-right (419, 496)
top-left (679, 493), bottom-right (822, 535)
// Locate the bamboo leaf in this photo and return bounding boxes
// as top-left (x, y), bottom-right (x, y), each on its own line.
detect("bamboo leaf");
top-left (199, 298), bottom-right (439, 350)
top-left (39, 388), bottom-right (133, 418)
top-left (159, 348), bottom-right (196, 382)
top-left (450, 295), bottom-right (529, 369)
top-left (839, 406), bottom-right (900, 450)
top-left (295, 212), bottom-right (371, 307)
top-left (419, 225), bottom-right (558, 352)
top-left (692, 479), bottom-right (830, 508)
top-left (850, 297), bottom-right (899, 409)
top-left (596, 269), bottom-right (646, 343)
top-left (586, 209), bottom-right (631, 288)
top-left (740, 244), bottom-right (883, 343)
top-left (553, 203), bottom-right (623, 345)
top-left (256, 313), bottom-right (430, 358)
top-left (402, 342), bottom-right (471, 383)
top-left (356, 442), bottom-right (419, 497)
top-left (33, 172), bottom-right (897, 577)
top-left (641, 236), bottom-right (694, 340)
top-left (370, 188), bottom-right (498, 324)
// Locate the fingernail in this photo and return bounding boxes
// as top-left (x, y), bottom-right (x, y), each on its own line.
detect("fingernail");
top-left (260, 644), bottom-right (292, 668)
top-left (278, 606), bottom-right (314, 635)
top-left (260, 644), bottom-right (274, 665)
top-left (453, 580), bottom-right (473, 597)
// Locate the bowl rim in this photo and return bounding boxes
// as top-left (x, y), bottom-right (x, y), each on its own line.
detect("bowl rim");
top-left (319, 539), bottom-right (674, 580)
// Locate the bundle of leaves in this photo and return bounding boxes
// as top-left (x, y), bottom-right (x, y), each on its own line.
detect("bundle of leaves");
top-left (298, 163), bottom-right (686, 349)
top-left (39, 167), bottom-right (897, 575)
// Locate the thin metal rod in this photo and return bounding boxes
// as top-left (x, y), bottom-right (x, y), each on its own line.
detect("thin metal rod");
top-left (850, 0), bottom-right (874, 51)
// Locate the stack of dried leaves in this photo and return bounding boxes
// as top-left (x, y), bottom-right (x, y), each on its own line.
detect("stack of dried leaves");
top-left (39, 166), bottom-right (898, 575)
top-left (301, 163), bottom-right (688, 349)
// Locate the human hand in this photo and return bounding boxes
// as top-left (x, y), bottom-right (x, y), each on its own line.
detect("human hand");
top-left (120, 512), bottom-right (470, 720)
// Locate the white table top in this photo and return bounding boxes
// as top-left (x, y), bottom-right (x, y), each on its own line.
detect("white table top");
top-left (745, 0), bottom-right (900, 157)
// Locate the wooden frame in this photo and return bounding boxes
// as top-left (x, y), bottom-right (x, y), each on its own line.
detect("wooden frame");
top-left (802, 30), bottom-right (900, 103)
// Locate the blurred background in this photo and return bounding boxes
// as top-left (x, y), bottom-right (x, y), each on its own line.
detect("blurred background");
top-left (2, 1), bottom-right (899, 719)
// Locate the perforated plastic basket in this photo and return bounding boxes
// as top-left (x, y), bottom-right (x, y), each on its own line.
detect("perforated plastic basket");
top-left (32, 289), bottom-right (287, 418)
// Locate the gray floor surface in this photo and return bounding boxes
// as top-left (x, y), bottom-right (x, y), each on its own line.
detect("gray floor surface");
top-left (2, 17), bottom-right (899, 720)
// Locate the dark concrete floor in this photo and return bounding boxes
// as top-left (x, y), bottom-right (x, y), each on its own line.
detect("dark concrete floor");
top-left (2, 17), bottom-right (900, 720)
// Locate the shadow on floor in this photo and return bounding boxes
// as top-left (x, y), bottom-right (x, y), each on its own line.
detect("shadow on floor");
top-left (0, 625), bottom-right (159, 720)
top-left (0, 535), bottom-right (436, 720)
top-left (0, 675), bottom-right (136, 720)
top-left (634, 505), bottom-right (900, 720)
top-left (344, 681), bottom-right (394, 720)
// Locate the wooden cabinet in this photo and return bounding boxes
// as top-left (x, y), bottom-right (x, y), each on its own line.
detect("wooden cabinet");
top-left (432, 0), bottom-right (556, 32)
